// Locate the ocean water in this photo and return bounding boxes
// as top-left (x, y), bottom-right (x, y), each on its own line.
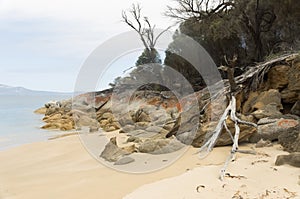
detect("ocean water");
top-left (0, 95), bottom-right (71, 151)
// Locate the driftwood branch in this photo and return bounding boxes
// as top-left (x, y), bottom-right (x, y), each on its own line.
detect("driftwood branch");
top-left (196, 54), bottom-right (299, 180)
top-left (198, 95), bottom-right (257, 180)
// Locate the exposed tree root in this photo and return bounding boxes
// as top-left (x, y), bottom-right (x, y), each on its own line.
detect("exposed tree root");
top-left (198, 95), bottom-right (257, 180)
top-left (196, 53), bottom-right (298, 180)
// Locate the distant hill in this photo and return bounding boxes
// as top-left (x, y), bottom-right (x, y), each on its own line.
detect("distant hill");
top-left (0, 84), bottom-right (72, 96)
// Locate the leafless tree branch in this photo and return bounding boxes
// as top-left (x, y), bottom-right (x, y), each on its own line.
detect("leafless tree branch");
top-left (165, 0), bottom-right (234, 21)
top-left (122, 3), bottom-right (173, 53)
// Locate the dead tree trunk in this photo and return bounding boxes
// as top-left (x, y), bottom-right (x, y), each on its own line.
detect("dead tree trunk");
top-left (198, 53), bottom-right (298, 180)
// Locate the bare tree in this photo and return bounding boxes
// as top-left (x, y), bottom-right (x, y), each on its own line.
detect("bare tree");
top-left (122, 3), bottom-right (171, 64)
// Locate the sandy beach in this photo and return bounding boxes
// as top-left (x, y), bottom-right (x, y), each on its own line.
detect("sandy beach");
top-left (0, 134), bottom-right (299, 199)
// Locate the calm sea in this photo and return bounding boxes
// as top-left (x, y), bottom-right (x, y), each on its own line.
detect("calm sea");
top-left (0, 95), bottom-right (72, 151)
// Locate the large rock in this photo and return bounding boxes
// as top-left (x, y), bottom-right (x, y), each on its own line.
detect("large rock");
top-left (281, 60), bottom-right (300, 103)
top-left (192, 115), bottom-right (257, 147)
top-left (275, 152), bottom-right (300, 167)
top-left (242, 89), bottom-right (282, 116)
top-left (251, 103), bottom-right (283, 119)
top-left (100, 137), bottom-right (135, 162)
top-left (281, 89), bottom-right (299, 103)
top-left (287, 61), bottom-right (300, 92)
top-left (242, 91), bottom-right (259, 114)
top-left (252, 89), bottom-right (283, 111)
top-left (250, 118), bottom-right (299, 142)
top-left (216, 116), bottom-right (257, 146)
top-left (278, 124), bottom-right (300, 152)
top-left (266, 65), bottom-right (290, 89)
top-left (118, 113), bottom-right (135, 126)
top-left (75, 115), bottom-right (99, 127)
top-left (138, 138), bottom-right (184, 154)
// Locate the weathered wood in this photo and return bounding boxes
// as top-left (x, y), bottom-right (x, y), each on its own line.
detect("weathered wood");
top-left (198, 95), bottom-right (257, 180)
top-left (197, 53), bottom-right (298, 180)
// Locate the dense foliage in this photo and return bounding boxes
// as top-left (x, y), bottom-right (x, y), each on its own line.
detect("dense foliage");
top-left (166, 0), bottom-right (300, 69)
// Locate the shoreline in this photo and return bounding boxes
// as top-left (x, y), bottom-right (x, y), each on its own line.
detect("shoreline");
top-left (0, 134), bottom-right (299, 199)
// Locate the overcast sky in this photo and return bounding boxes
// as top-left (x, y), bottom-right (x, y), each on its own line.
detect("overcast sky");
top-left (0, 0), bottom-right (176, 92)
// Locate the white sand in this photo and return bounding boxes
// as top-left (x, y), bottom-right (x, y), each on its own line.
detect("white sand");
top-left (125, 146), bottom-right (300, 199)
top-left (0, 135), bottom-right (299, 199)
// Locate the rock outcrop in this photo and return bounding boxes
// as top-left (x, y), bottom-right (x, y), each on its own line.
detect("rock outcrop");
top-left (37, 54), bottom-right (300, 165)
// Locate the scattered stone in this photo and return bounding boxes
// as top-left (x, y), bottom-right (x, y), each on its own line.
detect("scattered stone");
top-left (138, 138), bottom-right (184, 154)
top-left (89, 126), bottom-right (99, 133)
top-left (255, 139), bottom-right (273, 148)
top-left (100, 137), bottom-right (134, 162)
top-left (275, 152), bottom-right (300, 167)
top-left (114, 156), bottom-right (135, 165)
